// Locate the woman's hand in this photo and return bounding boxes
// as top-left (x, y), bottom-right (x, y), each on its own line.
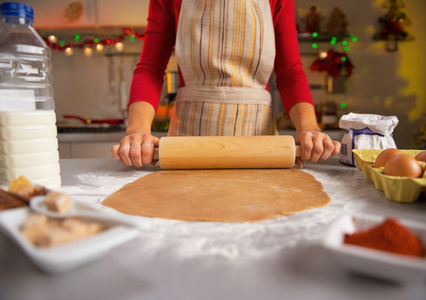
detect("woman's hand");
top-left (111, 133), bottom-right (160, 167)
top-left (112, 102), bottom-right (159, 167)
top-left (288, 102), bottom-right (341, 168)
top-left (295, 130), bottom-right (341, 168)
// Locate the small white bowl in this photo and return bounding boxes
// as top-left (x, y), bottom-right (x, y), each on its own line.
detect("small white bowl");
top-left (322, 214), bottom-right (426, 284)
top-left (0, 207), bottom-right (139, 274)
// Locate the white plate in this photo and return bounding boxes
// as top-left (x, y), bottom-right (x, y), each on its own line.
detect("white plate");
top-left (0, 207), bottom-right (139, 274)
top-left (322, 214), bottom-right (426, 284)
top-left (30, 195), bottom-right (150, 230)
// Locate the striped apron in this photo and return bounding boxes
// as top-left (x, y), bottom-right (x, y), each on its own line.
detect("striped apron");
top-left (168, 0), bottom-right (276, 136)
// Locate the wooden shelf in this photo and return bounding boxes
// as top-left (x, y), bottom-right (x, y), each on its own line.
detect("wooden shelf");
top-left (297, 33), bottom-right (349, 43)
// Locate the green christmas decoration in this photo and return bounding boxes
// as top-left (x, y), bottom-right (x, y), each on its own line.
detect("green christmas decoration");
top-left (373, 0), bottom-right (414, 51)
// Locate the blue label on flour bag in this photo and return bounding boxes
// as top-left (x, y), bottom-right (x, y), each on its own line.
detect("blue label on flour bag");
top-left (353, 127), bottom-right (384, 137)
top-left (340, 127), bottom-right (391, 166)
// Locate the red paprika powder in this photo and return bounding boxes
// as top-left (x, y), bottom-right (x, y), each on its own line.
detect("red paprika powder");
top-left (344, 218), bottom-right (425, 257)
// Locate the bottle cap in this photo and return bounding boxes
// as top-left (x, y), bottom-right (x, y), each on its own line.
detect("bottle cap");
top-left (0, 2), bottom-right (34, 20)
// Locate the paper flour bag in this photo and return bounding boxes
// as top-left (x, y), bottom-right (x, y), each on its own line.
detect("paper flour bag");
top-left (339, 113), bottom-right (399, 166)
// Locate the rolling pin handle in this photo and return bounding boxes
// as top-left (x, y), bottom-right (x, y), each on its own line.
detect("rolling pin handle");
top-left (153, 148), bottom-right (159, 161)
top-left (295, 145), bottom-right (302, 158)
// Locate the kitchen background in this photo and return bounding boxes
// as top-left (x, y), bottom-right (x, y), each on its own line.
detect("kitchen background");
top-left (9, 0), bottom-right (426, 155)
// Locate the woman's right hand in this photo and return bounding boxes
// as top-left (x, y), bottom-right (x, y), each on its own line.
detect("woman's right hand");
top-left (113, 101), bottom-right (159, 167)
top-left (111, 133), bottom-right (160, 167)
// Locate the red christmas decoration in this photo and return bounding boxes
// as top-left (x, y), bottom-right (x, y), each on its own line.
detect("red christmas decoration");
top-left (310, 49), bottom-right (354, 78)
top-left (43, 28), bottom-right (145, 52)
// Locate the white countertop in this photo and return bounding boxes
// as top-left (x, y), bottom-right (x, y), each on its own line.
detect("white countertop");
top-left (1, 158), bottom-right (425, 300)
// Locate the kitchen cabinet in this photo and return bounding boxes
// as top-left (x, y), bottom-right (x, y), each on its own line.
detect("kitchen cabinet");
top-left (57, 130), bottom-right (169, 158)
top-left (23, 0), bottom-right (97, 28)
top-left (58, 142), bottom-right (72, 158)
top-left (23, 0), bottom-right (150, 29)
top-left (59, 142), bottom-right (115, 159)
top-left (97, 0), bottom-right (149, 27)
top-left (58, 131), bottom-right (125, 158)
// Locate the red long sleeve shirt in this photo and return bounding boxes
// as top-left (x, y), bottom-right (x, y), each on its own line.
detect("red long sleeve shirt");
top-left (129, 0), bottom-right (313, 114)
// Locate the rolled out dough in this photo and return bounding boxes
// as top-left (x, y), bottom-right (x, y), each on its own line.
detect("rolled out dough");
top-left (102, 169), bottom-right (330, 222)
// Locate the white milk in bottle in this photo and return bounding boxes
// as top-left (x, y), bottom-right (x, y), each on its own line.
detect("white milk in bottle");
top-left (0, 3), bottom-right (61, 189)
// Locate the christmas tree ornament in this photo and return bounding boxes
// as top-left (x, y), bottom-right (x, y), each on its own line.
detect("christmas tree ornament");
top-left (301, 5), bottom-right (324, 34)
top-left (373, 0), bottom-right (414, 51)
top-left (325, 7), bottom-right (348, 36)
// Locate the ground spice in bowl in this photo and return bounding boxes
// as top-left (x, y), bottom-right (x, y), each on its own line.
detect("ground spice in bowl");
top-left (344, 219), bottom-right (425, 257)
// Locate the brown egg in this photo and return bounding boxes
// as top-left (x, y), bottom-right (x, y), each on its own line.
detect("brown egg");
top-left (373, 148), bottom-right (402, 168)
top-left (383, 154), bottom-right (423, 178)
top-left (415, 151), bottom-right (426, 163)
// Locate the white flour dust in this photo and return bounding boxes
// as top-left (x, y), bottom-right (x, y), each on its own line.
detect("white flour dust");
top-left (59, 167), bottom-right (362, 261)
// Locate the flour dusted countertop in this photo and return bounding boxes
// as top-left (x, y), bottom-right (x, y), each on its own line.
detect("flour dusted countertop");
top-left (1, 157), bottom-right (425, 300)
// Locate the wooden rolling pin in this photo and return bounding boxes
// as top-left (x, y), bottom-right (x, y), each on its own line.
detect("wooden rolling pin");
top-left (152, 135), bottom-right (301, 169)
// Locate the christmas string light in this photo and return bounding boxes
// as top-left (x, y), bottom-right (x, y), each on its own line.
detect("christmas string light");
top-left (83, 47), bottom-right (93, 57)
top-left (64, 47), bottom-right (74, 56)
top-left (42, 28), bottom-right (145, 55)
top-left (95, 43), bottom-right (104, 52)
top-left (47, 35), bottom-right (57, 43)
top-left (115, 42), bottom-right (124, 52)
top-left (309, 32), bottom-right (358, 51)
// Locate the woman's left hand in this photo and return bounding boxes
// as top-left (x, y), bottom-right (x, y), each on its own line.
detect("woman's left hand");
top-left (295, 130), bottom-right (341, 168)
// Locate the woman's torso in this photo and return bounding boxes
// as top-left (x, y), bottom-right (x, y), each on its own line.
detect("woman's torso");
top-left (168, 0), bottom-right (277, 136)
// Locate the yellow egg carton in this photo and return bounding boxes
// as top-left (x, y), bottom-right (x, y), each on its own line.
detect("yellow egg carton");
top-left (352, 149), bottom-right (426, 203)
